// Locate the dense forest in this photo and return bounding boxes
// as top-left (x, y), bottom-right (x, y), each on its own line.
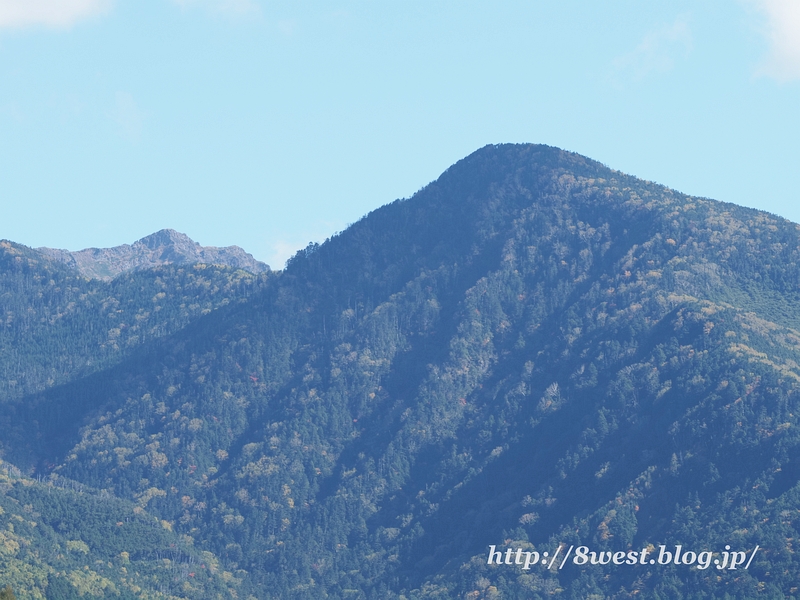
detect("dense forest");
top-left (2, 144), bottom-right (800, 598)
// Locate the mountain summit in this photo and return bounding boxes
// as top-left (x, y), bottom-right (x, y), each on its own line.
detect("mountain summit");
top-left (37, 228), bottom-right (269, 279)
top-left (2, 144), bottom-right (800, 598)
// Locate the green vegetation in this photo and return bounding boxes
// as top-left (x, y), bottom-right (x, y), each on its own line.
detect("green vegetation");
top-left (0, 586), bottom-right (15, 600)
top-left (0, 247), bottom-right (265, 402)
top-left (0, 459), bottom-right (233, 599)
top-left (3, 144), bottom-right (800, 597)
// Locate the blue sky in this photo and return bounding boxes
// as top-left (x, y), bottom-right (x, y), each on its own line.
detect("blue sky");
top-left (1, 0), bottom-right (798, 267)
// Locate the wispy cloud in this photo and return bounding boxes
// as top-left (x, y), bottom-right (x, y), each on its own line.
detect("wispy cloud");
top-left (266, 220), bottom-right (344, 270)
top-left (752, 0), bottom-right (800, 81)
top-left (0, 0), bottom-right (111, 29)
top-left (612, 17), bottom-right (693, 82)
top-left (171, 0), bottom-right (260, 18)
top-left (0, 0), bottom-right (260, 29)
top-left (277, 18), bottom-right (297, 37)
top-left (268, 240), bottom-right (304, 270)
top-left (109, 91), bottom-right (144, 142)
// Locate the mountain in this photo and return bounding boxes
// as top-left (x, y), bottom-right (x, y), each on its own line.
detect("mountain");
top-left (37, 229), bottom-right (269, 280)
top-left (0, 242), bottom-right (267, 402)
top-left (2, 144), bottom-right (800, 598)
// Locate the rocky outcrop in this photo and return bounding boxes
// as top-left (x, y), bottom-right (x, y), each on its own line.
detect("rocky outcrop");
top-left (38, 229), bottom-right (269, 280)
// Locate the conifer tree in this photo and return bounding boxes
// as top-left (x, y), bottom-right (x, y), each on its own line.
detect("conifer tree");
top-left (0, 586), bottom-right (16, 600)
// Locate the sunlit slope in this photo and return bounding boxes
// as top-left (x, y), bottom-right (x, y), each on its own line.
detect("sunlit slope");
top-left (0, 460), bottom-right (234, 599)
top-left (3, 144), bottom-right (800, 598)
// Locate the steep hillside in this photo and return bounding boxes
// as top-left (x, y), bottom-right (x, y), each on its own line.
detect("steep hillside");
top-left (0, 459), bottom-right (234, 599)
top-left (3, 144), bottom-right (800, 598)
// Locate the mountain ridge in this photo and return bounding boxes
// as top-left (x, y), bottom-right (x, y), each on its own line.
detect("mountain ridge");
top-left (36, 228), bottom-right (269, 280)
top-left (2, 144), bottom-right (800, 598)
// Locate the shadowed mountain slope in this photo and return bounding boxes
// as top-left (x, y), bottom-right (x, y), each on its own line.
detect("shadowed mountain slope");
top-left (0, 241), bottom-right (267, 402)
top-left (2, 144), bottom-right (800, 598)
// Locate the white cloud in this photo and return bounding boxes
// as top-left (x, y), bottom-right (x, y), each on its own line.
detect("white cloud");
top-left (0, 0), bottom-right (261, 29)
top-left (0, 0), bottom-right (111, 29)
top-left (612, 17), bottom-right (693, 81)
top-left (752, 0), bottom-right (800, 81)
top-left (268, 240), bottom-right (303, 270)
top-left (171, 0), bottom-right (260, 18)
top-left (266, 221), bottom-right (344, 270)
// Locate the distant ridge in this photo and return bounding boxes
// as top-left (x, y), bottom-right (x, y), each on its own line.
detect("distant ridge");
top-left (37, 228), bottom-right (269, 280)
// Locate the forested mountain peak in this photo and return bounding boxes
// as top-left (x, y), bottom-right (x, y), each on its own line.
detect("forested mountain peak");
top-left (2, 144), bottom-right (800, 598)
top-left (36, 228), bottom-right (269, 280)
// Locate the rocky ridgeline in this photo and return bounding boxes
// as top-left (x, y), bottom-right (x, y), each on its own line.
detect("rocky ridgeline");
top-left (37, 229), bottom-right (269, 280)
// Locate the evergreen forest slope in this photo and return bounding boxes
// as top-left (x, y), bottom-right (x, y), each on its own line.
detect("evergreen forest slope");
top-left (0, 247), bottom-right (265, 401)
top-left (2, 144), bottom-right (800, 598)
